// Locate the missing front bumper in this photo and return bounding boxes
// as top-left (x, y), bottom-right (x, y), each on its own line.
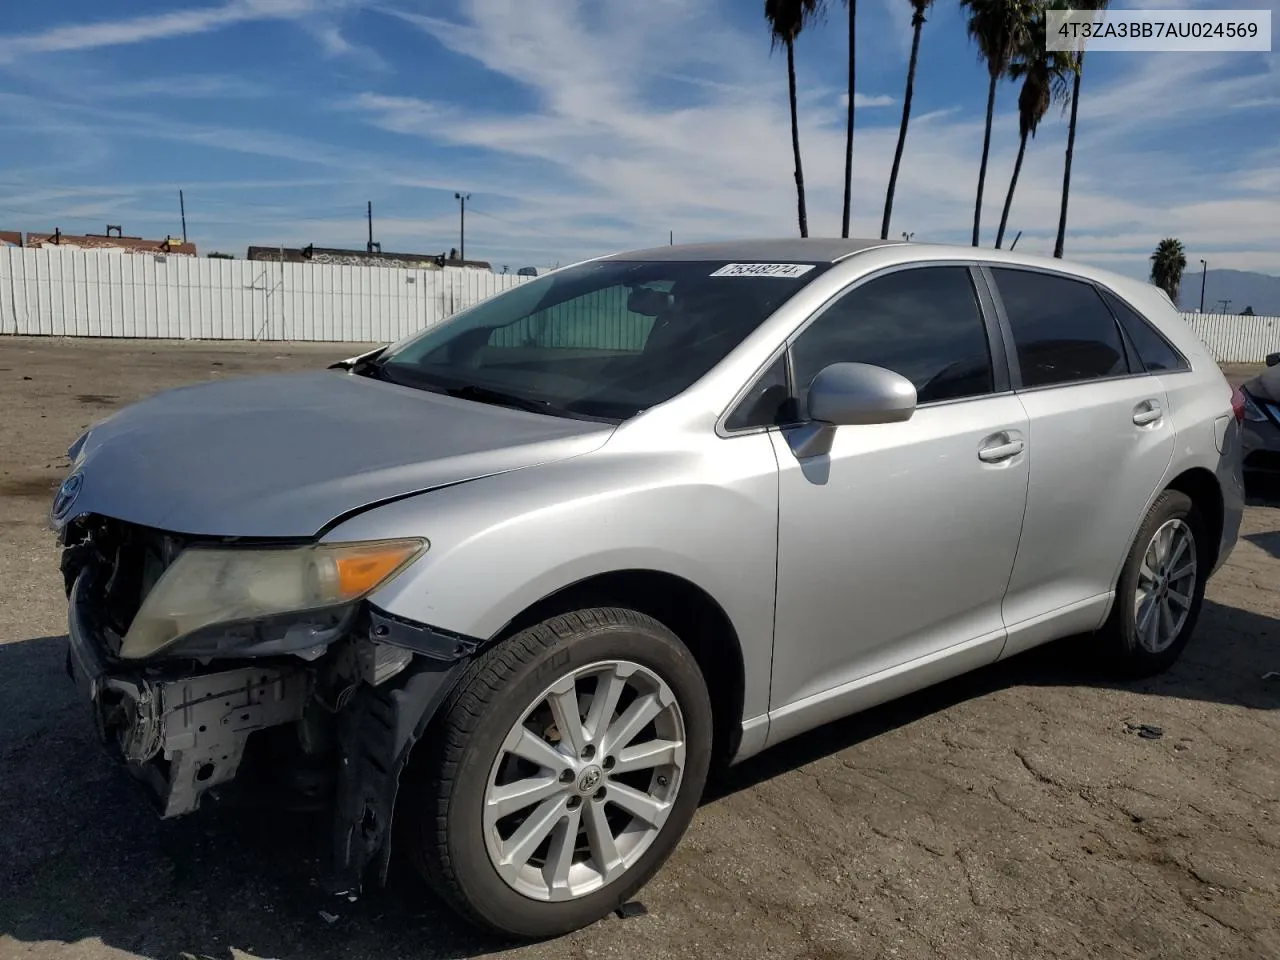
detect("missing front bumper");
top-left (65, 564), bottom-right (481, 898)
top-left (67, 573), bottom-right (311, 817)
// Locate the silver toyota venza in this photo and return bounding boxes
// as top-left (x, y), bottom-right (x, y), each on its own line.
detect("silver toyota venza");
top-left (51, 239), bottom-right (1244, 938)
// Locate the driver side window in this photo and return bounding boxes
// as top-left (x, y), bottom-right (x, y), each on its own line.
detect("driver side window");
top-left (789, 266), bottom-right (996, 410)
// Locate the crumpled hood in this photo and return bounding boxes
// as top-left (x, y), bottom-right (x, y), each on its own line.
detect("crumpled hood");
top-left (57, 370), bottom-right (613, 538)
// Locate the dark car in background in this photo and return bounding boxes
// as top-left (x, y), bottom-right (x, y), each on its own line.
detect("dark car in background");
top-left (1236, 353), bottom-right (1280, 484)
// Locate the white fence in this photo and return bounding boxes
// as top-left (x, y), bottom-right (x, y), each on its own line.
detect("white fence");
top-left (0, 246), bottom-right (530, 343)
top-left (4, 246), bottom-right (1280, 363)
top-left (1182, 312), bottom-right (1280, 364)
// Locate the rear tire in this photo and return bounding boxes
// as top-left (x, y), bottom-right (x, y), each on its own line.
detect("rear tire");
top-left (1097, 489), bottom-right (1208, 679)
top-left (400, 607), bottom-right (712, 939)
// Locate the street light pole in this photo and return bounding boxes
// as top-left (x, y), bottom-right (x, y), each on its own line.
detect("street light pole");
top-left (1199, 259), bottom-right (1207, 313)
top-left (455, 192), bottom-right (471, 262)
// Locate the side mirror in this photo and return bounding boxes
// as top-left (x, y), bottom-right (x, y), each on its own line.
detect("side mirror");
top-left (1266, 353), bottom-right (1280, 368)
top-left (807, 362), bottom-right (917, 426)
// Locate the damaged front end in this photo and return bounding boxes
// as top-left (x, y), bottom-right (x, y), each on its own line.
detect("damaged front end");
top-left (59, 514), bottom-right (479, 897)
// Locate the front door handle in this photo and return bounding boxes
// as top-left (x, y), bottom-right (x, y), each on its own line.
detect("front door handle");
top-left (978, 435), bottom-right (1025, 463)
top-left (1133, 400), bottom-right (1164, 426)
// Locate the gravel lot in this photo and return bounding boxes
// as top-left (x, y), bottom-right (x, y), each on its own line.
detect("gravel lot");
top-left (1, 337), bottom-right (1277, 960)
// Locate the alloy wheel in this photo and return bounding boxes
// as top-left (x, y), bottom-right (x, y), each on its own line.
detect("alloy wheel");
top-left (1133, 517), bottom-right (1197, 654)
top-left (482, 659), bottom-right (686, 902)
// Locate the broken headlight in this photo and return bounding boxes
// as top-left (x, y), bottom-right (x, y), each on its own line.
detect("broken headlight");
top-left (119, 538), bottom-right (427, 659)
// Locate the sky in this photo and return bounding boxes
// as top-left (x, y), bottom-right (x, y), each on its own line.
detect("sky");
top-left (0, 0), bottom-right (1277, 279)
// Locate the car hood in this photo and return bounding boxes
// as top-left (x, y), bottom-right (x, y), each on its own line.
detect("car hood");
top-left (1243, 366), bottom-right (1280, 404)
top-left (57, 370), bottom-right (613, 538)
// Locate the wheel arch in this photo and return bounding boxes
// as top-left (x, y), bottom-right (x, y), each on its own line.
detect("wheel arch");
top-left (491, 568), bottom-right (748, 770)
top-left (1098, 462), bottom-right (1229, 635)
top-left (363, 570), bottom-right (747, 897)
top-left (1165, 466), bottom-right (1225, 568)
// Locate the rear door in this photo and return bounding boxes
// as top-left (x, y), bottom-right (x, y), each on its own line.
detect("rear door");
top-left (985, 266), bottom-right (1175, 657)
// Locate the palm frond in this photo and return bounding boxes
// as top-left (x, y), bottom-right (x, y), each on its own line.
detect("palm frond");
top-left (764, 0), bottom-right (827, 48)
top-left (960, 0), bottom-right (1034, 77)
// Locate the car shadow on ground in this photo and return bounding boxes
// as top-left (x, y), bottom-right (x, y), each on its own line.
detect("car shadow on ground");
top-left (711, 598), bottom-right (1279, 800)
top-left (1244, 527), bottom-right (1280, 560)
top-left (1, 597), bottom-right (1276, 959)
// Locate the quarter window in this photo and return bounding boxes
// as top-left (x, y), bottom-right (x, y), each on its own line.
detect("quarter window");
top-left (725, 354), bottom-right (793, 431)
top-left (790, 266), bottom-right (995, 408)
top-left (1097, 287), bottom-right (1190, 373)
top-left (990, 268), bottom-right (1129, 388)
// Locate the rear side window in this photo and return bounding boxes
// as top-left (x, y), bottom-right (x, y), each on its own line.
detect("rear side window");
top-left (990, 268), bottom-right (1129, 388)
top-left (1097, 287), bottom-right (1190, 373)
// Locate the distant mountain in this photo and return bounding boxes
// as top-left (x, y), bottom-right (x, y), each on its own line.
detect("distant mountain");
top-left (1178, 268), bottom-right (1280, 316)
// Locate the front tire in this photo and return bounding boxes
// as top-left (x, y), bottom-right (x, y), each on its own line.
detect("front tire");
top-left (1098, 489), bottom-right (1208, 678)
top-left (401, 607), bottom-right (712, 939)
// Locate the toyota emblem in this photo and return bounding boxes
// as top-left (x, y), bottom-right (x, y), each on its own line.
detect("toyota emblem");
top-left (51, 472), bottom-right (83, 521)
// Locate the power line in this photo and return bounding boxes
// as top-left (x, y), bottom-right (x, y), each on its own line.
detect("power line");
top-left (465, 205), bottom-right (564, 242)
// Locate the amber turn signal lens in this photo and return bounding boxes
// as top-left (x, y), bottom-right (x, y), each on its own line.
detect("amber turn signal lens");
top-left (333, 540), bottom-right (424, 597)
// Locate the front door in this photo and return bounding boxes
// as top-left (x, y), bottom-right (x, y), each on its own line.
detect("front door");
top-left (767, 265), bottom-right (1029, 741)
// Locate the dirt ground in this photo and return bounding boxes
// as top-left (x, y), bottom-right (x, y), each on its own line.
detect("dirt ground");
top-left (0, 337), bottom-right (1277, 960)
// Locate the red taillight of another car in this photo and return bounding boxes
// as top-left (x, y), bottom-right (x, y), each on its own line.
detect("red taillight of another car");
top-left (1231, 386), bottom-right (1247, 422)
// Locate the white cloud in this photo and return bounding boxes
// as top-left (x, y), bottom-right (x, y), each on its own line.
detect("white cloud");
top-left (0, 0), bottom-right (343, 62)
top-left (839, 92), bottom-right (896, 108)
top-left (873, 0), bottom-right (921, 58)
top-left (338, 0), bottom-right (1280, 275)
top-left (92, 74), bottom-right (270, 100)
top-left (3, 0), bottom-right (1278, 277)
top-left (300, 19), bottom-right (389, 70)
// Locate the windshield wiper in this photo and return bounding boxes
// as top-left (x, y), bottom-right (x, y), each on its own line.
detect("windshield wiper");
top-left (369, 364), bottom-right (619, 422)
top-left (448, 384), bottom-right (619, 423)
top-left (445, 383), bottom-right (566, 416)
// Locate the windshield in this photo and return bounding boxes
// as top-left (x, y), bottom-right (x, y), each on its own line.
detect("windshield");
top-left (374, 258), bottom-right (829, 421)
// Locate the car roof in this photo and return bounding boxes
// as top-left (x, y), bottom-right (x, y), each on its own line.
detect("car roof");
top-left (593, 238), bottom-right (1157, 312)
top-left (598, 238), bottom-right (903, 263)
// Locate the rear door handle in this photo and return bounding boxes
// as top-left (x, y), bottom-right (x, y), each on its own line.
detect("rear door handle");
top-left (978, 435), bottom-right (1025, 463)
top-left (1133, 400), bottom-right (1164, 426)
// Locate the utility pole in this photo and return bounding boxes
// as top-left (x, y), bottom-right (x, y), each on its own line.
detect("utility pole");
top-left (1217, 298), bottom-right (1231, 314)
top-left (1199, 259), bottom-right (1207, 313)
top-left (455, 192), bottom-right (470, 262)
top-left (669, 230), bottom-right (673, 246)
top-left (367, 201), bottom-right (373, 253)
top-left (179, 190), bottom-right (187, 244)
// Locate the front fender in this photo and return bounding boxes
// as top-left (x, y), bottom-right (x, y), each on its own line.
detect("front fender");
top-left (323, 439), bottom-right (780, 722)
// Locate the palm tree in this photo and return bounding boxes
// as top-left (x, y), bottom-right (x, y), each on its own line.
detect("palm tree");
top-left (994, 2), bottom-right (1072, 249)
top-left (1054, 0), bottom-right (1110, 258)
top-left (960, 0), bottom-right (1033, 247)
top-left (880, 0), bottom-right (934, 241)
top-left (1150, 238), bottom-right (1187, 304)
top-left (841, 0), bottom-right (857, 238)
top-left (765, 0), bottom-right (826, 238)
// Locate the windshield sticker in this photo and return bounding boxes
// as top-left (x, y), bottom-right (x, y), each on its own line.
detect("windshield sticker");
top-left (709, 262), bottom-right (816, 279)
